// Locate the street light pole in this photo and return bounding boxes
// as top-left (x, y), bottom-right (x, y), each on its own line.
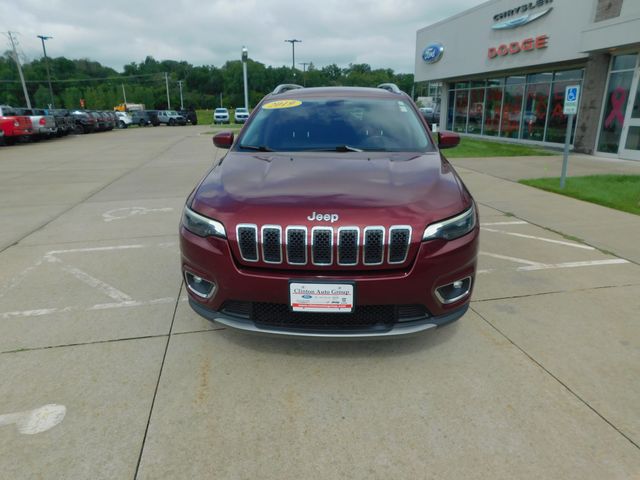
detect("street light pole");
top-left (284, 39), bottom-right (301, 78)
top-left (178, 80), bottom-right (184, 110)
top-left (241, 46), bottom-right (249, 111)
top-left (164, 72), bottom-right (171, 109)
top-left (299, 62), bottom-right (309, 86)
top-left (37, 35), bottom-right (55, 108)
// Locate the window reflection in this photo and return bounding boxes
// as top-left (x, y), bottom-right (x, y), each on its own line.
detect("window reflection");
top-left (484, 87), bottom-right (502, 136)
top-left (522, 83), bottom-right (550, 141)
top-left (500, 83), bottom-right (524, 138)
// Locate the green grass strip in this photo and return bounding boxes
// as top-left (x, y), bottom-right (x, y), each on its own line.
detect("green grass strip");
top-left (520, 175), bottom-right (640, 215)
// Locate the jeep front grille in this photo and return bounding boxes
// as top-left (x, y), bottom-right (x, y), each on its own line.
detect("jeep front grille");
top-left (236, 224), bottom-right (412, 267)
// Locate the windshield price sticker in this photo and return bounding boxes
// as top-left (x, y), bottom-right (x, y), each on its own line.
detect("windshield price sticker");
top-left (290, 282), bottom-right (354, 313)
top-left (263, 100), bottom-right (302, 110)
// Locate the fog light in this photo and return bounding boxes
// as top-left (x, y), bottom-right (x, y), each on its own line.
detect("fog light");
top-left (184, 271), bottom-right (216, 299)
top-left (435, 277), bottom-right (472, 304)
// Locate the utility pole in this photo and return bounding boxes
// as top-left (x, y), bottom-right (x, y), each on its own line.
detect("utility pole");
top-left (121, 84), bottom-right (127, 104)
top-left (7, 32), bottom-right (31, 108)
top-left (241, 47), bottom-right (249, 111)
top-left (299, 62), bottom-right (309, 86)
top-left (178, 80), bottom-right (184, 110)
top-left (164, 72), bottom-right (171, 109)
top-left (37, 35), bottom-right (55, 108)
top-left (284, 39), bottom-right (301, 78)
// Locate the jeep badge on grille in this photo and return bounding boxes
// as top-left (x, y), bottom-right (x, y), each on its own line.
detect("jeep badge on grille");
top-left (307, 211), bottom-right (339, 222)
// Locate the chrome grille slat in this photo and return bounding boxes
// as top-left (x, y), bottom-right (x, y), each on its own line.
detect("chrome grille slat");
top-left (363, 227), bottom-right (385, 265)
top-left (236, 224), bottom-right (258, 262)
top-left (286, 226), bottom-right (308, 265)
top-left (388, 226), bottom-right (412, 264)
top-left (312, 227), bottom-right (333, 265)
top-left (338, 227), bottom-right (359, 266)
top-left (237, 224), bottom-right (411, 266)
top-left (261, 225), bottom-right (282, 264)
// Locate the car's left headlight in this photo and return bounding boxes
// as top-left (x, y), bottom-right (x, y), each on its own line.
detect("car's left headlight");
top-left (182, 206), bottom-right (226, 238)
top-left (423, 204), bottom-right (476, 241)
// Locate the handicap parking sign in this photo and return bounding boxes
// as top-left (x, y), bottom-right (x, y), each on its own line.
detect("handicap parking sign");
top-left (563, 85), bottom-right (580, 115)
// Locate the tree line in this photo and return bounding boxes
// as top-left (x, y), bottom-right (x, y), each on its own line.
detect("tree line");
top-left (0, 54), bottom-right (414, 110)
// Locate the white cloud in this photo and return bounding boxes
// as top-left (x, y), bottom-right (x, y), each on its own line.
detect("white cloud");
top-left (3, 0), bottom-right (481, 72)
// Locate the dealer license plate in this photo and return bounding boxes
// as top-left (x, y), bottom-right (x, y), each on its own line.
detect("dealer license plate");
top-left (289, 282), bottom-right (354, 313)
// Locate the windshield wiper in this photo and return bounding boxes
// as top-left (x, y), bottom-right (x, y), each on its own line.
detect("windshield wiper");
top-left (335, 145), bottom-right (363, 152)
top-left (303, 145), bottom-right (364, 152)
top-left (238, 144), bottom-right (274, 152)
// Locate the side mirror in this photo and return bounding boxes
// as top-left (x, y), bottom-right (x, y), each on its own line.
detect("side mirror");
top-left (213, 131), bottom-right (234, 149)
top-left (438, 131), bottom-right (460, 149)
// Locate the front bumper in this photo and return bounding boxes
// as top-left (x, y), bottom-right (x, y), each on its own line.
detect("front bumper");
top-left (180, 223), bottom-right (478, 338)
top-left (190, 298), bottom-right (467, 339)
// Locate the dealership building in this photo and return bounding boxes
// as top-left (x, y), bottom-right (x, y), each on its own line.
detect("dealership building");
top-left (414, 0), bottom-right (640, 160)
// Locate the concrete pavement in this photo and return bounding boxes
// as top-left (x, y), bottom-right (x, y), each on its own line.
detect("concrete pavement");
top-left (1, 128), bottom-right (639, 479)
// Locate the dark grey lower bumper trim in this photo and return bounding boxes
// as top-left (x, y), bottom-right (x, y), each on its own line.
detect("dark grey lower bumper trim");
top-left (189, 299), bottom-right (468, 339)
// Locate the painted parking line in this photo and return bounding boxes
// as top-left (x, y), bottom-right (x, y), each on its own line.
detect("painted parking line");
top-left (518, 259), bottom-right (630, 271)
top-left (0, 297), bottom-right (176, 320)
top-left (0, 242), bottom-right (179, 321)
top-left (0, 404), bottom-right (66, 435)
top-left (480, 252), bottom-right (544, 266)
top-left (102, 207), bottom-right (174, 222)
top-left (481, 227), bottom-right (595, 250)
top-left (480, 221), bottom-right (529, 226)
top-left (479, 251), bottom-right (630, 274)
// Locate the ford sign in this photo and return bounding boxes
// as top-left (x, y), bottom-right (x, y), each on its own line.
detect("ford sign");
top-left (422, 43), bottom-right (444, 64)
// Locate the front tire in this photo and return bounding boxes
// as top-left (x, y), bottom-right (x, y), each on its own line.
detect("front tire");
top-left (169, 119), bottom-right (175, 126)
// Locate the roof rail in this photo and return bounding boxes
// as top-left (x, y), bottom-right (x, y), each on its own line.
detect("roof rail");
top-left (377, 83), bottom-right (403, 94)
top-left (272, 84), bottom-right (304, 95)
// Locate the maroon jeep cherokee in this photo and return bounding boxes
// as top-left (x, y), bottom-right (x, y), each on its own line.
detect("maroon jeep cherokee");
top-left (180, 84), bottom-right (478, 338)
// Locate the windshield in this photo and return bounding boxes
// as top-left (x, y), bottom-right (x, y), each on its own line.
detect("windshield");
top-left (237, 97), bottom-right (433, 152)
top-left (215, 109), bottom-right (227, 113)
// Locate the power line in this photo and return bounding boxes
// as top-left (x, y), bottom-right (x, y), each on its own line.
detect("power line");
top-left (0, 72), bottom-right (165, 84)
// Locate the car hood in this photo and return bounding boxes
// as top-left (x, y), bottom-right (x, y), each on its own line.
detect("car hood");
top-left (191, 151), bottom-right (469, 228)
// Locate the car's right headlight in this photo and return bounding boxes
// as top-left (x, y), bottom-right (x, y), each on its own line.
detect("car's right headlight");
top-left (422, 204), bottom-right (476, 241)
top-left (182, 206), bottom-right (226, 238)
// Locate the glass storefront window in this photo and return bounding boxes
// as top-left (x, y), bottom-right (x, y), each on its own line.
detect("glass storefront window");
top-left (500, 84), bottom-right (524, 138)
top-left (527, 72), bottom-right (552, 84)
top-left (554, 69), bottom-right (584, 81)
top-left (447, 89), bottom-right (454, 130)
top-left (506, 75), bottom-right (525, 85)
top-left (467, 88), bottom-right (484, 134)
top-left (454, 90), bottom-right (469, 132)
top-left (484, 87), bottom-right (502, 136)
top-left (545, 80), bottom-right (578, 143)
top-left (522, 83), bottom-right (550, 141)
top-left (625, 126), bottom-right (640, 150)
top-left (612, 55), bottom-right (637, 71)
top-left (598, 70), bottom-right (635, 152)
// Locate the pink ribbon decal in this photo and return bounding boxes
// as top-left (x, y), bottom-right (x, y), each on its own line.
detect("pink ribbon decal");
top-left (604, 87), bottom-right (627, 129)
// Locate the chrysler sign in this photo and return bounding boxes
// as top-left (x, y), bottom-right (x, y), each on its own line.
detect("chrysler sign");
top-left (492, 0), bottom-right (553, 29)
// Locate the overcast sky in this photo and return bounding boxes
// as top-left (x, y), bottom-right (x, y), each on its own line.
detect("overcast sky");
top-left (3, 0), bottom-right (483, 73)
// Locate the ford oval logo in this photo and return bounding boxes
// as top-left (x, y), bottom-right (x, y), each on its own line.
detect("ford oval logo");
top-left (422, 43), bottom-right (444, 64)
top-left (302, 295), bottom-right (312, 299)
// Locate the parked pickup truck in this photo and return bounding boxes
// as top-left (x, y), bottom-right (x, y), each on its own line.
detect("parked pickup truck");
top-left (48, 109), bottom-right (75, 137)
top-left (15, 108), bottom-right (57, 139)
top-left (0, 105), bottom-right (33, 145)
top-left (177, 109), bottom-right (198, 125)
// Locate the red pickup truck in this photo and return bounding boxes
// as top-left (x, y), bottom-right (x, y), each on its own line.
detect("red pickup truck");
top-left (0, 105), bottom-right (33, 145)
